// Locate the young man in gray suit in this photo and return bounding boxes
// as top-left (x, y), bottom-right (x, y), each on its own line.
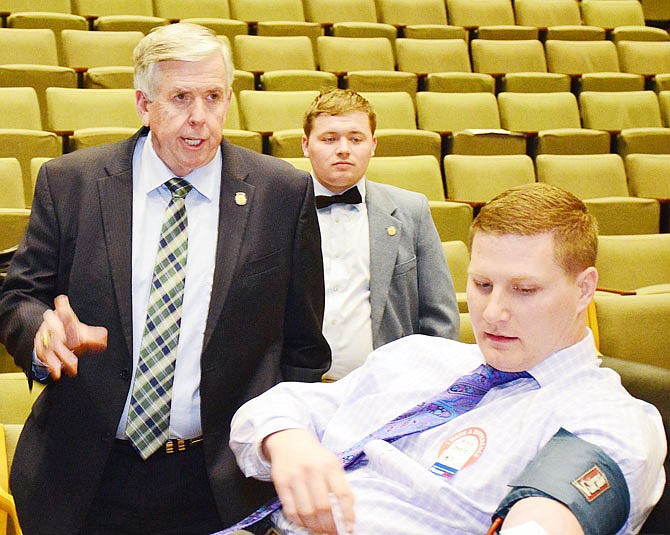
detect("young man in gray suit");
top-left (302, 89), bottom-right (459, 380)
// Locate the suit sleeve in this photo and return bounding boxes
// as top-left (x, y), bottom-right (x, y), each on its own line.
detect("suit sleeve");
top-left (0, 165), bottom-right (62, 375)
top-left (280, 176), bottom-right (331, 382)
top-left (415, 195), bottom-right (460, 341)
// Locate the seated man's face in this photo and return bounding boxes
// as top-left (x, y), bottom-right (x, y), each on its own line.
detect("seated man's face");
top-left (467, 231), bottom-right (591, 372)
top-left (302, 111), bottom-right (377, 193)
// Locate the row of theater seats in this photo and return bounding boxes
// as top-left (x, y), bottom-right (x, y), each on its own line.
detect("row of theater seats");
top-left (2, 87), bottom-right (670, 208)
top-left (0, 27), bottom-right (670, 87)
top-left (0, 0), bottom-right (668, 35)
top-left (283, 152), bottom-right (669, 235)
top-left (1, 150), bottom-right (666, 246)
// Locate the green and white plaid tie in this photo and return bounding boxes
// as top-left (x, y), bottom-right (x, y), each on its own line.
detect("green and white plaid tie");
top-left (126, 178), bottom-right (192, 460)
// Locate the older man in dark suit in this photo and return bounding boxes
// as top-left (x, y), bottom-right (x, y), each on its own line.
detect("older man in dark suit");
top-left (0, 23), bottom-right (330, 534)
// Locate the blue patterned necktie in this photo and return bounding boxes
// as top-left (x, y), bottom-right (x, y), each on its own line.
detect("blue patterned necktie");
top-left (126, 178), bottom-right (192, 460)
top-left (216, 363), bottom-right (530, 534)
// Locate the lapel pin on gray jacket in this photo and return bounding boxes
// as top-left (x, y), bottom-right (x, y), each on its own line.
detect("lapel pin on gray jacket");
top-left (387, 226), bottom-right (397, 236)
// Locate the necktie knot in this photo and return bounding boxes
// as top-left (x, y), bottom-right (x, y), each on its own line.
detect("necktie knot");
top-left (478, 364), bottom-right (531, 389)
top-left (166, 177), bottom-right (192, 200)
top-left (316, 186), bottom-right (362, 209)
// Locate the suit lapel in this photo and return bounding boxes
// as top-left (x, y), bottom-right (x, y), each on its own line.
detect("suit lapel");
top-left (97, 132), bottom-right (142, 360)
top-left (203, 140), bottom-right (255, 352)
top-left (367, 182), bottom-right (401, 342)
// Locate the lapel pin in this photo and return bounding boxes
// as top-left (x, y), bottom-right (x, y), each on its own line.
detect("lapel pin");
top-left (235, 192), bottom-right (247, 206)
top-left (387, 226), bottom-right (397, 236)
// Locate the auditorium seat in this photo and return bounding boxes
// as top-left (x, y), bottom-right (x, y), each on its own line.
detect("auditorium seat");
top-left (230, 0), bottom-right (321, 44)
top-left (617, 40), bottom-right (670, 92)
top-left (625, 154), bottom-right (670, 231)
top-left (447, 0), bottom-right (537, 40)
top-left (595, 293), bottom-right (670, 369)
top-left (61, 29), bottom-right (142, 89)
top-left (471, 38), bottom-right (571, 92)
top-left (0, 28), bottom-right (77, 129)
top-left (238, 89), bottom-right (318, 156)
top-left (442, 240), bottom-right (469, 312)
top-left (545, 39), bottom-right (645, 92)
top-left (535, 153), bottom-right (660, 234)
top-left (233, 35), bottom-right (317, 88)
top-left (416, 92), bottom-right (526, 155)
top-left (375, 0), bottom-right (448, 27)
top-left (443, 154), bottom-right (535, 206)
top-left (0, 86), bottom-right (60, 207)
top-left (316, 36), bottom-right (417, 95)
top-left (71, 0), bottom-right (168, 32)
top-left (0, 159), bottom-right (25, 210)
top-left (153, 0), bottom-right (232, 20)
top-left (303, 0), bottom-right (377, 26)
top-left (497, 92), bottom-right (610, 155)
top-left (0, 423), bottom-right (22, 535)
top-left (331, 21), bottom-right (397, 41)
top-left (579, 90), bottom-right (670, 156)
top-left (6, 11), bottom-right (87, 67)
top-left (364, 155), bottom-right (474, 242)
top-left (45, 87), bottom-right (141, 153)
top-left (581, 0), bottom-right (669, 42)
top-left (0, 209), bottom-right (30, 255)
top-left (395, 38), bottom-right (495, 93)
top-left (358, 91), bottom-right (441, 160)
top-left (596, 234), bottom-right (670, 295)
top-left (513, 0), bottom-right (605, 41)
top-left (222, 93), bottom-right (263, 153)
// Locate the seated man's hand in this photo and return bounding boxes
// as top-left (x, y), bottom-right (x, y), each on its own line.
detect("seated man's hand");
top-left (34, 295), bottom-right (108, 380)
top-left (262, 428), bottom-right (355, 535)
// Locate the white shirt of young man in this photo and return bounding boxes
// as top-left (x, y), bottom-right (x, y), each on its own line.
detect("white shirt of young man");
top-left (230, 331), bottom-right (666, 534)
top-left (314, 176), bottom-right (373, 380)
top-left (115, 132), bottom-right (220, 440)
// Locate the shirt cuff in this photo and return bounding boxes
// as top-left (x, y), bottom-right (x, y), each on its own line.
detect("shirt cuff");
top-left (31, 348), bottom-right (50, 382)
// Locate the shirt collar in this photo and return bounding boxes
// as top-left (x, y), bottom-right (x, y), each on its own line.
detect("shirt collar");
top-left (311, 175), bottom-right (367, 210)
top-left (137, 132), bottom-right (221, 201)
top-left (525, 328), bottom-right (599, 387)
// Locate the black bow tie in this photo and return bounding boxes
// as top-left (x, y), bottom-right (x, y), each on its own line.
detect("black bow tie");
top-left (315, 187), bottom-right (363, 209)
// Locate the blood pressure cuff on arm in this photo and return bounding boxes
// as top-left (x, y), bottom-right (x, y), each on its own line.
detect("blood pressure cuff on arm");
top-left (493, 428), bottom-right (630, 535)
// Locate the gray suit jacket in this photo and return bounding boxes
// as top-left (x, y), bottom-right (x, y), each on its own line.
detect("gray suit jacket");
top-left (366, 180), bottom-right (459, 348)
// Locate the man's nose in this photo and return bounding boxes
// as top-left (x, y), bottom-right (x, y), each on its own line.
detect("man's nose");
top-left (482, 289), bottom-right (511, 324)
top-left (188, 98), bottom-right (207, 124)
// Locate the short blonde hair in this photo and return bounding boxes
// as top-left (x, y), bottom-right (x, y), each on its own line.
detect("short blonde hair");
top-left (469, 183), bottom-right (598, 277)
top-left (303, 88), bottom-right (376, 137)
top-left (134, 22), bottom-right (234, 100)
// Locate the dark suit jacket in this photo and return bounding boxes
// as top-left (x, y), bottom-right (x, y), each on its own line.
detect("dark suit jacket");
top-left (0, 129), bottom-right (331, 534)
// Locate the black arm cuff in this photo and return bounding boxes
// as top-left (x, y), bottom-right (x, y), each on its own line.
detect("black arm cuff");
top-left (493, 428), bottom-right (630, 535)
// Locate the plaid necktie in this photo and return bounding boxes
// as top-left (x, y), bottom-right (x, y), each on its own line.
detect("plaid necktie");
top-left (216, 364), bottom-right (530, 533)
top-left (126, 178), bottom-right (192, 460)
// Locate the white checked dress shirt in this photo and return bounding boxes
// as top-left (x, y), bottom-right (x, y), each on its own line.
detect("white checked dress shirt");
top-left (230, 331), bottom-right (666, 534)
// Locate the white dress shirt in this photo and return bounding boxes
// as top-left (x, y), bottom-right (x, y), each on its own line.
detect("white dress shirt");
top-left (314, 177), bottom-right (373, 380)
top-left (230, 330), bottom-right (666, 534)
top-left (114, 133), bottom-right (221, 440)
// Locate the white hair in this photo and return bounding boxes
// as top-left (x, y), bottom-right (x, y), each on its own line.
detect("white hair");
top-left (134, 22), bottom-right (234, 100)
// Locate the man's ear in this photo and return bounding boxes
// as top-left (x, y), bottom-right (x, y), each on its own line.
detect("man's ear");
top-left (576, 267), bottom-right (598, 313)
top-left (135, 90), bottom-right (150, 127)
top-left (302, 135), bottom-right (310, 158)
